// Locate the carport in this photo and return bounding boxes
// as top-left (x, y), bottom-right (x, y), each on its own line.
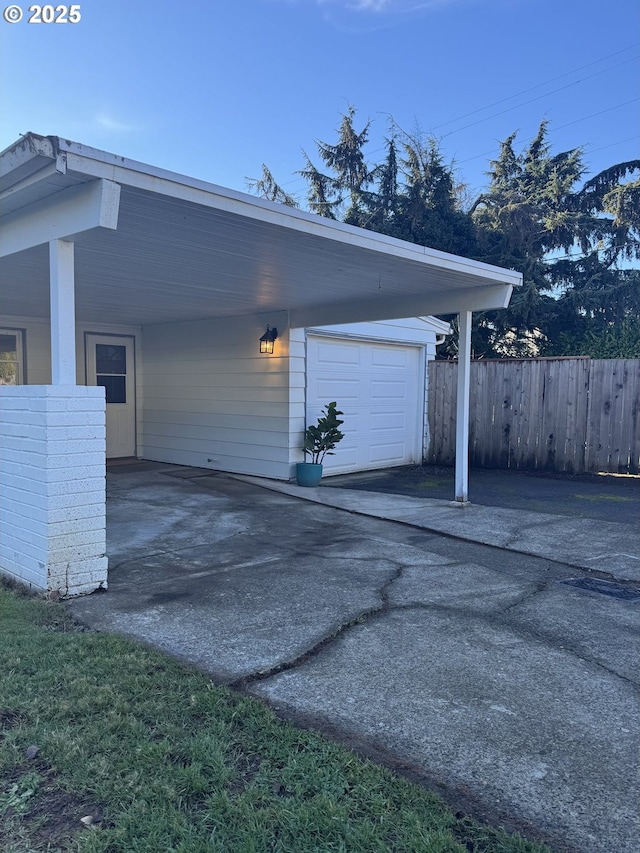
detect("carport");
top-left (0, 133), bottom-right (521, 596)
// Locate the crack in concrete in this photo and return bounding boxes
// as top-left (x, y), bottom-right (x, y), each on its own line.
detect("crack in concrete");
top-left (230, 572), bottom-right (640, 692)
top-left (487, 602), bottom-right (640, 689)
top-left (230, 561), bottom-right (407, 690)
top-left (500, 580), bottom-right (550, 614)
top-left (106, 530), bottom-right (250, 575)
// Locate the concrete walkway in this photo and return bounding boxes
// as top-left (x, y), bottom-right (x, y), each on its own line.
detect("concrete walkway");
top-left (236, 473), bottom-right (640, 580)
top-left (69, 464), bottom-right (640, 853)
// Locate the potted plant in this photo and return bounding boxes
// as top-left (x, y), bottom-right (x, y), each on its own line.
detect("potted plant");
top-left (296, 401), bottom-right (345, 487)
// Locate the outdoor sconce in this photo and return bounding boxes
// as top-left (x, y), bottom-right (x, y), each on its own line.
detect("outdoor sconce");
top-left (259, 325), bottom-right (278, 354)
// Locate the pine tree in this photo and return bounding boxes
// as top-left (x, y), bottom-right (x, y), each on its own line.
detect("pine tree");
top-left (248, 112), bottom-right (639, 358)
top-left (470, 122), bottom-right (640, 356)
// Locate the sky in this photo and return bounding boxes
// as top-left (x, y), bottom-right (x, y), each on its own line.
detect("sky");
top-left (1, 0), bottom-right (638, 204)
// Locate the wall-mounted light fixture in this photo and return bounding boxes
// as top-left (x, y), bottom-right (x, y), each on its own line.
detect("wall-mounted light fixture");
top-left (259, 325), bottom-right (278, 354)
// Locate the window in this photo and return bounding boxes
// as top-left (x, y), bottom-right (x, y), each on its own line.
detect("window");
top-left (95, 343), bottom-right (126, 403)
top-left (0, 330), bottom-right (24, 385)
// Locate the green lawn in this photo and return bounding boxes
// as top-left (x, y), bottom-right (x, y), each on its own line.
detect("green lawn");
top-left (0, 581), bottom-right (554, 853)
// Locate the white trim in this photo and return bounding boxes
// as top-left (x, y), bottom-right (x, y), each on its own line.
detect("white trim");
top-left (67, 149), bottom-right (521, 284)
top-left (305, 327), bottom-right (430, 348)
top-left (1, 133), bottom-right (521, 289)
top-left (50, 239), bottom-right (76, 385)
top-left (290, 284), bottom-right (514, 328)
top-left (306, 331), bottom-right (426, 474)
top-left (455, 311), bottom-right (472, 503)
top-left (0, 327), bottom-right (25, 385)
top-left (0, 178), bottom-right (120, 257)
top-left (85, 332), bottom-right (138, 459)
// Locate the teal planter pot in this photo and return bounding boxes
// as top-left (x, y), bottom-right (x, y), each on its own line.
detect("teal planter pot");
top-left (296, 462), bottom-right (323, 487)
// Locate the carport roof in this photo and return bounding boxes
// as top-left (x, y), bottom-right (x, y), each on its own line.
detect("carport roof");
top-left (0, 133), bottom-right (521, 327)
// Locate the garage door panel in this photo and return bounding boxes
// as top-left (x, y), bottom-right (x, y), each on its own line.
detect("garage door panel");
top-left (370, 411), bottom-right (408, 431)
top-left (329, 446), bottom-right (359, 469)
top-left (313, 340), bottom-right (362, 366)
top-left (307, 335), bottom-right (423, 475)
top-left (370, 347), bottom-right (411, 368)
top-left (370, 379), bottom-right (411, 400)
top-left (369, 442), bottom-right (408, 464)
top-left (310, 378), bottom-right (361, 403)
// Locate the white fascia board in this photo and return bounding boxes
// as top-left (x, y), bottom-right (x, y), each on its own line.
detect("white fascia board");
top-left (0, 162), bottom-right (61, 205)
top-left (417, 316), bottom-right (453, 334)
top-left (0, 132), bottom-right (57, 163)
top-left (290, 283), bottom-right (514, 329)
top-left (1, 134), bottom-right (521, 291)
top-left (0, 134), bottom-right (66, 193)
top-left (56, 141), bottom-right (522, 289)
top-left (0, 178), bottom-right (120, 258)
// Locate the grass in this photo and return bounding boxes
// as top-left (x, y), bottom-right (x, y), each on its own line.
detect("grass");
top-left (0, 581), bottom-right (555, 853)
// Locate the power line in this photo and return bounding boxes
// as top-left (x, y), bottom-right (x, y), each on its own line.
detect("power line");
top-left (430, 43), bottom-right (639, 132)
top-left (587, 135), bottom-right (640, 155)
top-left (455, 103), bottom-right (639, 167)
top-left (255, 45), bottom-right (640, 195)
top-left (439, 57), bottom-right (638, 140)
top-left (276, 84), bottom-right (638, 193)
top-left (554, 98), bottom-right (640, 131)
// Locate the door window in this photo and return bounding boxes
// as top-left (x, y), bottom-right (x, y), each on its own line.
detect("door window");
top-left (95, 344), bottom-right (126, 403)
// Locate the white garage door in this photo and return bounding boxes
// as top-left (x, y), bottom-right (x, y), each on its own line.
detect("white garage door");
top-left (306, 335), bottom-right (424, 475)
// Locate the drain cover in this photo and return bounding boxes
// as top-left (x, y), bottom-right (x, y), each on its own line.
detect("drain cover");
top-left (560, 577), bottom-right (640, 600)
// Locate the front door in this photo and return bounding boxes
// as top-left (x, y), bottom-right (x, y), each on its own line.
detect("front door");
top-left (86, 334), bottom-right (136, 459)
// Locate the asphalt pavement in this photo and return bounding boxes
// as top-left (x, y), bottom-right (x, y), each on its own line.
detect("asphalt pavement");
top-left (322, 463), bottom-right (640, 525)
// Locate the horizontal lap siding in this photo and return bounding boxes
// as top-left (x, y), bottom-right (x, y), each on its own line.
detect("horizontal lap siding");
top-left (142, 313), bottom-right (292, 478)
top-left (427, 358), bottom-right (639, 474)
top-left (0, 315), bottom-right (142, 385)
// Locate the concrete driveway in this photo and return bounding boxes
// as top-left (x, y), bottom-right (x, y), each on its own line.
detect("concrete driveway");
top-left (68, 462), bottom-right (640, 853)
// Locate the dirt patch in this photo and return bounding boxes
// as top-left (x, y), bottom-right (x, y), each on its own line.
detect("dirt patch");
top-left (0, 758), bottom-right (107, 852)
top-left (0, 709), bottom-right (27, 732)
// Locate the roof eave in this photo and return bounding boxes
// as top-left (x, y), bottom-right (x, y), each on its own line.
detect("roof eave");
top-left (31, 134), bottom-right (523, 289)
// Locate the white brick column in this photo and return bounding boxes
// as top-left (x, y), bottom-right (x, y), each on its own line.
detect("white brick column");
top-left (0, 385), bottom-right (107, 596)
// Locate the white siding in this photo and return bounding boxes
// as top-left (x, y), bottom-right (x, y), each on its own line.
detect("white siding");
top-left (287, 326), bottom-right (307, 476)
top-left (142, 312), bottom-right (293, 478)
top-left (307, 317), bottom-right (448, 357)
top-left (0, 316), bottom-right (142, 382)
top-left (0, 315), bottom-right (143, 452)
top-left (0, 316), bottom-right (51, 384)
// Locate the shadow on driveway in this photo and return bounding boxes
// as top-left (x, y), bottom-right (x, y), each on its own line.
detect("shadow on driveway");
top-left (322, 464), bottom-right (640, 525)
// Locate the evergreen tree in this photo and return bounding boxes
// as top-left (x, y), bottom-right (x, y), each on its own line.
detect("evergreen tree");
top-left (394, 131), bottom-right (476, 256)
top-left (470, 122), bottom-right (640, 356)
top-left (248, 111), bottom-right (639, 358)
top-left (294, 105), bottom-right (375, 222)
top-left (246, 164), bottom-right (299, 208)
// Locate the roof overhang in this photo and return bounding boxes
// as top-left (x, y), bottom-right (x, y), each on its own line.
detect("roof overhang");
top-left (0, 134), bottom-right (521, 327)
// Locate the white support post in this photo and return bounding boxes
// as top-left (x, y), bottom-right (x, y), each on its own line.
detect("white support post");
top-left (49, 239), bottom-right (76, 385)
top-left (455, 310), bottom-right (472, 504)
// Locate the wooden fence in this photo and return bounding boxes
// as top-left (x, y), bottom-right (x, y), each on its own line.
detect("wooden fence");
top-left (426, 358), bottom-right (640, 474)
